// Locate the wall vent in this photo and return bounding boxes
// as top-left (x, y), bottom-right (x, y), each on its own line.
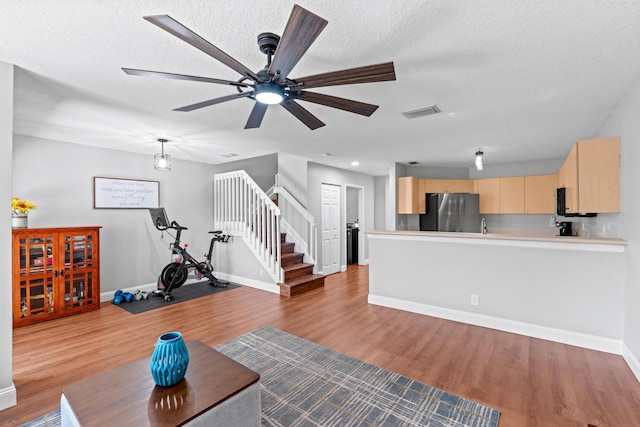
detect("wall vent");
top-left (402, 105), bottom-right (441, 119)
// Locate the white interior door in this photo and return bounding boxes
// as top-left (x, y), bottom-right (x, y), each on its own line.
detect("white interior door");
top-left (321, 183), bottom-right (341, 275)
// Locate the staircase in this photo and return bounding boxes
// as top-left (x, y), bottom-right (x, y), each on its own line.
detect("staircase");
top-left (214, 170), bottom-right (324, 297)
top-left (279, 233), bottom-right (325, 297)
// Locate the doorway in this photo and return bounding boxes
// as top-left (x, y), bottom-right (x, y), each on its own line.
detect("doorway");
top-left (345, 184), bottom-right (364, 266)
top-left (321, 183), bottom-right (341, 275)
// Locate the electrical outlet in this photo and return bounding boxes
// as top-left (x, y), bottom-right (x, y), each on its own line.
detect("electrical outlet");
top-left (470, 294), bottom-right (479, 306)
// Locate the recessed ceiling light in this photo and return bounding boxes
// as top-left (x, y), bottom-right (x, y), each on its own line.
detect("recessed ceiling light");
top-left (351, 161), bottom-right (360, 166)
top-left (220, 153), bottom-right (239, 158)
top-left (322, 153), bottom-right (332, 157)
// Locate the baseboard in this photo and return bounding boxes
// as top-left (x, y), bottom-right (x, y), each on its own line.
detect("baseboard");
top-left (368, 294), bottom-right (624, 355)
top-left (0, 383), bottom-right (16, 411)
top-left (214, 272), bottom-right (279, 294)
top-left (622, 343), bottom-right (640, 383)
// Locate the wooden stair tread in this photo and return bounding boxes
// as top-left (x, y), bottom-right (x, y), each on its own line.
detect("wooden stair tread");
top-left (281, 274), bottom-right (325, 286)
top-left (278, 274), bottom-right (325, 297)
top-left (282, 262), bottom-right (313, 271)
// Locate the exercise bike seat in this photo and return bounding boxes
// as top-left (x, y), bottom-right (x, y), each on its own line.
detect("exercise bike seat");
top-left (209, 230), bottom-right (223, 234)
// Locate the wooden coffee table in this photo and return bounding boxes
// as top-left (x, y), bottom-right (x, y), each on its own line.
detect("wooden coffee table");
top-left (61, 340), bottom-right (260, 427)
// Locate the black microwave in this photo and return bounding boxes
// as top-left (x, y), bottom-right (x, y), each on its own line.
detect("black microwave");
top-left (556, 187), bottom-right (597, 217)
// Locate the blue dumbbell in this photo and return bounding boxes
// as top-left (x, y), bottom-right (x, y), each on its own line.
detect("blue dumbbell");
top-left (112, 290), bottom-right (124, 305)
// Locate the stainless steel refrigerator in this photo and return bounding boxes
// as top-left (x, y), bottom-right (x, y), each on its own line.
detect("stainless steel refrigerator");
top-left (419, 193), bottom-right (481, 232)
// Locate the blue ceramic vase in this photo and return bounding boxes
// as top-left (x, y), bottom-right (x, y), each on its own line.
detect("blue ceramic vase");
top-left (150, 332), bottom-right (189, 387)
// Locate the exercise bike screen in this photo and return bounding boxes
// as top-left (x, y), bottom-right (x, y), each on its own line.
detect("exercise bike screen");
top-left (149, 207), bottom-right (170, 229)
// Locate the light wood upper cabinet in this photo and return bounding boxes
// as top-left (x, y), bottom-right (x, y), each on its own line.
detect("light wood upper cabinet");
top-left (422, 179), bottom-right (473, 194)
top-left (475, 178), bottom-right (500, 214)
top-left (422, 179), bottom-right (447, 194)
top-left (476, 176), bottom-right (556, 214)
top-left (524, 174), bottom-right (557, 214)
top-left (400, 178), bottom-right (475, 214)
top-left (577, 137), bottom-right (620, 213)
top-left (500, 176), bottom-right (525, 214)
top-left (397, 176), bottom-right (419, 214)
top-left (445, 179), bottom-right (474, 193)
top-left (558, 144), bottom-right (578, 213)
top-left (558, 137), bottom-right (620, 214)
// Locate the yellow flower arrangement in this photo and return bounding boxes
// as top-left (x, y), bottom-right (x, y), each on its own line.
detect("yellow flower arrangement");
top-left (12, 197), bottom-right (37, 214)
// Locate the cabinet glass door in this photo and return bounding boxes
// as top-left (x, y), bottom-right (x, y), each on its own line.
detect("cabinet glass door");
top-left (60, 232), bottom-right (97, 312)
top-left (16, 234), bottom-right (57, 320)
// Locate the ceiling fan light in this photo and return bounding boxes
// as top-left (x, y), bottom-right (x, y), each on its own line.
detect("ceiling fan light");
top-left (254, 82), bottom-right (284, 105)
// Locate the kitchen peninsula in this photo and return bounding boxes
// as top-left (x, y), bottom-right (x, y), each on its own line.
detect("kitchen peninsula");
top-left (367, 230), bottom-right (626, 354)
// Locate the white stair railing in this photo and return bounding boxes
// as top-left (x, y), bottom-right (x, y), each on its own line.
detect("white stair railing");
top-left (267, 177), bottom-right (317, 271)
top-left (214, 170), bottom-right (283, 283)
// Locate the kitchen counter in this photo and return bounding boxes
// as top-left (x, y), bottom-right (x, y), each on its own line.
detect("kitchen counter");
top-left (366, 228), bottom-right (626, 354)
top-left (366, 229), bottom-right (626, 252)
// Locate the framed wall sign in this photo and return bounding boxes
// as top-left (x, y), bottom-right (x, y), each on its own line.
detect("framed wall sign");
top-left (93, 177), bottom-right (160, 209)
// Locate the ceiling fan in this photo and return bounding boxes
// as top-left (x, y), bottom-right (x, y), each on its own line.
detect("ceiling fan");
top-left (122, 4), bottom-right (396, 130)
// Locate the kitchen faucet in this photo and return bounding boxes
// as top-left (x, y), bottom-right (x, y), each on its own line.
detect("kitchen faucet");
top-left (481, 217), bottom-right (487, 234)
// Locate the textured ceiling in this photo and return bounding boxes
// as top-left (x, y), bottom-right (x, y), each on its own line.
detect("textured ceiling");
top-left (3, 1), bottom-right (640, 175)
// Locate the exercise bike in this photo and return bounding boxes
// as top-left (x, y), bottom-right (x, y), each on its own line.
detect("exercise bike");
top-left (150, 208), bottom-right (230, 301)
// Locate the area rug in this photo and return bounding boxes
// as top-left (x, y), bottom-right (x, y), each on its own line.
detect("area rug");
top-left (115, 281), bottom-right (241, 314)
top-left (20, 326), bottom-right (500, 427)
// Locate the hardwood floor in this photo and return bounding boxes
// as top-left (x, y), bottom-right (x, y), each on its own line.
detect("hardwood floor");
top-left (3, 265), bottom-right (640, 426)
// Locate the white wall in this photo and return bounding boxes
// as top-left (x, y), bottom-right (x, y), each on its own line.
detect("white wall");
top-left (277, 153), bottom-right (309, 207)
top-left (0, 61), bottom-right (16, 411)
top-left (212, 153), bottom-right (277, 191)
top-left (369, 234), bottom-right (625, 351)
top-left (307, 162), bottom-right (376, 270)
top-left (374, 176), bottom-right (387, 230)
top-left (12, 136), bottom-right (216, 294)
top-left (594, 74), bottom-right (640, 368)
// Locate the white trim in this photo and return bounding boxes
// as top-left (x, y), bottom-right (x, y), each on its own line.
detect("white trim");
top-left (623, 344), bottom-right (640, 383)
top-left (0, 383), bottom-right (16, 411)
top-left (368, 294), bottom-right (624, 355)
top-left (366, 232), bottom-right (625, 253)
top-left (214, 272), bottom-right (279, 294)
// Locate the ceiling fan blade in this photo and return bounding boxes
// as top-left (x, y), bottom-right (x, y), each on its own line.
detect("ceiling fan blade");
top-left (292, 62), bottom-right (396, 90)
top-left (268, 5), bottom-right (328, 80)
top-left (293, 91), bottom-right (379, 116)
top-left (173, 92), bottom-right (253, 112)
top-left (281, 100), bottom-right (325, 130)
top-left (122, 68), bottom-right (250, 87)
top-left (244, 103), bottom-right (269, 129)
top-left (143, 15), bottom-right (260, 81)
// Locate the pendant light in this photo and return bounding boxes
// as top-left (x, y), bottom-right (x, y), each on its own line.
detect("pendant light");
top-left (154, 138), bottom-right (172, 171)
top-left (475, 150), bottom-right (484, 171)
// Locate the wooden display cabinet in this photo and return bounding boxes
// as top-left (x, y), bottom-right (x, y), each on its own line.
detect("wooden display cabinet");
top-left (12, 226), bottom-right (101, 328)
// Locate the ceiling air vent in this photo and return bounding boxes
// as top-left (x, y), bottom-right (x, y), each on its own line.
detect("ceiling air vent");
top-left (402, 105), bottom-right (441, 119)
top-left (408, 161), bottom-right (419, 165)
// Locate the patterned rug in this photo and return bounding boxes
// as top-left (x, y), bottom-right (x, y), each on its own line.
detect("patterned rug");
top-left (20, 325), bottom-right (500, 427)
